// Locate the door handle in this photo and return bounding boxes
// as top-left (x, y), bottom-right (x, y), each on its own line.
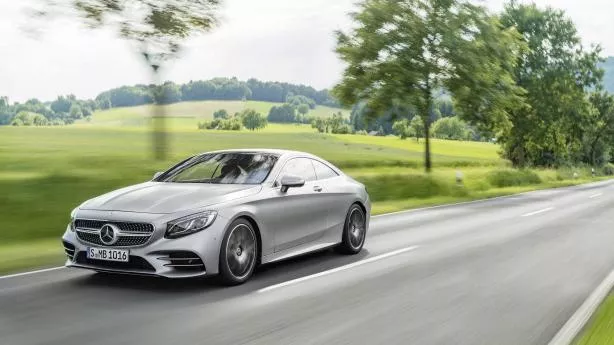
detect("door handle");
top-left (313, 186), bottom-right (323, 192)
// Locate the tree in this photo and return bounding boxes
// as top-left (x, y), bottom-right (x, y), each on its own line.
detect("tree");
top-left (213, 109), bottom-right (229, 119)
top-left (268, 104), bottom-right (296, 123)
top-left (392, 119), bottom-right (411, 139)
top-left (499, 1), bottom-right (603, 167)
top-left (50, 96), bottom-right (72, 114)
top-left (69, 104), bottom-right (83, 120)
top-left (155, 82), bottom-right (182, 104)
top-left (582, 91), bottom-right (614, 166)
top-left (297, 104), bottom-right (310, 117)
top-left (311, 117), bottom-right (327, 133)
top-left (240, 109), bottom-right (267, 131)
top-left (432, 117), bottom-right (469, 140)
top-left (35, 0), bottom-right (221, 159)
top-left (334, 0), bottom-right (526, 172)
top-left (409, 116), bottom-right (424, 141)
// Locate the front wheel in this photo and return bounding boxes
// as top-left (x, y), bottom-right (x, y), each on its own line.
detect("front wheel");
top-left (337, 204), bottom-right (367, 254)
top-left (218, 218), bottom-right (258, 285)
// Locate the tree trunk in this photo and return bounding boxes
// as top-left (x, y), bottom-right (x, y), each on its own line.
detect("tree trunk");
top-left (151, 68), bottom-right (167, 161)
top-left (424, 120), bottom-right (432, 173)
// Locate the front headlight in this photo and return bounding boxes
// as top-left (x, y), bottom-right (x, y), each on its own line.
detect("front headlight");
top-left (165, 211), bottom-right (217, 239)
top-left (69, 207), bottom-right (78, 232)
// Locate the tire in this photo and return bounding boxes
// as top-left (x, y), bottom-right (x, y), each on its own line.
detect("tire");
top-left (218, 218), bottom-right (258, 285)
top-left (337, 204), bottom-right (367, 254)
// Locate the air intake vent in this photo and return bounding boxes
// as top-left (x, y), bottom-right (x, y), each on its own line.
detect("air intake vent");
top-left (156, 251), bottom-right (206, 273)
top-left (62, 241), bottom-right (75, 261)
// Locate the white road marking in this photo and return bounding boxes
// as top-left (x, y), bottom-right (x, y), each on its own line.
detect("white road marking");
top-left (521, 207), bottom-right (554, 217)
top-left (0, 266), bottom-right (64, 280)
top-left (548, 267), bottom-right (614, 345)
top-left (589, 193), bottom-right (603, 199)
top-left (258, 245), bottom-right (420, 293)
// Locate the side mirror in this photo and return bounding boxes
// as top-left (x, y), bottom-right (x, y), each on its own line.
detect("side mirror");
top-left (153, 172), bottom-right (163, 180)
top-left (279, 174), bottom-right (305, 193)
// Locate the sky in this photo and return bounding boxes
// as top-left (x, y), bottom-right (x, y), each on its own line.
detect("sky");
top-left (1, 0), bottom-right (614, 103)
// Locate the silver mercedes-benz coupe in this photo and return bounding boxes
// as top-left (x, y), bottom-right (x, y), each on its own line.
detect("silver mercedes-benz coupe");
top-left (62, 149), bottom-right (371, 285)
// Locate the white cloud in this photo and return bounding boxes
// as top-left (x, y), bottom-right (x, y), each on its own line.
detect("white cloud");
top-left (0, 0), bottom-right (612, 102)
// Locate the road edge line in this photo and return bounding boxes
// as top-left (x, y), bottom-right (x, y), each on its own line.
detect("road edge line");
top-left (547, 267), bottom-right (614, 345)
top-left (0, 266), bottom-right (65, 280)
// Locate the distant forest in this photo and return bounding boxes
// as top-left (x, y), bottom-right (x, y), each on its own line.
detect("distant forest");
top-left (95, 78), bottom-right (340, 109)
top-left (0, 77), bottom-right (340, 126)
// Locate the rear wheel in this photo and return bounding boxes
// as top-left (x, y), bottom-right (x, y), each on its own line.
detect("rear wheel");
top-left (218, 218), bottom-right (258, 285)
top-left (337, 204), bottom-right (366, 254)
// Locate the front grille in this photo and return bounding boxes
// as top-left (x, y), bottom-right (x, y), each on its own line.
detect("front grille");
top-left (74, 218), bottom-right (155, 247)
top-left (155, 251), bottom-right (206, 273)
top-left (62, 241), bottom-right (75, 260)
top-left (76, 231), bottom-right (150, 247)
top-left (74, 219), bottom-right (154, 233)
top-left (75, 252), bottom-right (155, 272)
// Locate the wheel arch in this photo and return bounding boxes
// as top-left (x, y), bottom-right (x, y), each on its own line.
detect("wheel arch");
top-left (229, 214), bottom-right (263, 266)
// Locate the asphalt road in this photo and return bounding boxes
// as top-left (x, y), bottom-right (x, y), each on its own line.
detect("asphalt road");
top-left (2, 180), bottom-right (614, 345)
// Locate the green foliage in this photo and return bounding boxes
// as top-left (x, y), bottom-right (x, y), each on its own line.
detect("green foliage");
top-left (51, 95), bottom-right (73, 114)
top-left (499, 1), bottom-right (603, 167)
top-left (358, 174), bottom-right (467, 201)
top-left (334, 0), bottom-right (525, 171)
top-left (213, 109), bottom-right (229, 119)
top-left (198, 117), bottom-right (242, 131)
top-left (286, 94), bottom-right (316, 109)
top-left (410, 116), bottom-right (424, 141)
top-left (155, 81), bottom-right (182, 104)
top-left (240, 109), bottom-right (267, 131)
top-left (432, 117), bottom-right (470, 140)
top-left (268, 103), bottom-right (297, 123)
top-left (486, 169), bottom-right (541, 188)
top-left (10, 111), bottom-right (49, 126)
top-left (69, 104), bottom-right (83, 120)
top-left (297, 104), bottom-right (310, 116)
top-left (392, 119), bottom-right (411, 139)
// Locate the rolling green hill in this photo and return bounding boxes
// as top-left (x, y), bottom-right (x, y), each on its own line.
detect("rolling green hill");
top-left (85, 100), bottom-right (349, 129)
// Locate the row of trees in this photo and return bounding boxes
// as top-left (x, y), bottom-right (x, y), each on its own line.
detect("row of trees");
top-left (198, 108), bottom-right (268, 131)
top-left (267, 94), bottom-right (315, 124)
top-left (334, 0), bottom-right (614, 171)
top-left (94, 77), bottom-right (339, 110)
top-left (0, 95), bottom-right (98, 126)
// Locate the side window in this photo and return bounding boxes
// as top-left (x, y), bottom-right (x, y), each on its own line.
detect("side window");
top-left (280, 158), bottom-right (316, 182)
top-left (312, 160), bottom-right (339, 180)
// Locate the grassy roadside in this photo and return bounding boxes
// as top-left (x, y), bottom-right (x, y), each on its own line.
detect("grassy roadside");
top-left (575, 292), bottom-right (614, 345)
top-left (0, 176), bottom-right (609, 275)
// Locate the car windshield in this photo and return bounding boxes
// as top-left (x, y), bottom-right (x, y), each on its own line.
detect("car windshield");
top-left (158, 153), bottom-right (279, 184)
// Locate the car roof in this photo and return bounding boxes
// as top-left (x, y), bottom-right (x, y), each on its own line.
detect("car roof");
top-left (197, 148), bottom-right (317, 159)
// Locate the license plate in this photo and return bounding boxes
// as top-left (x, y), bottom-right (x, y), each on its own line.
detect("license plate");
top-left (87, 247), bottom-right (129, 262)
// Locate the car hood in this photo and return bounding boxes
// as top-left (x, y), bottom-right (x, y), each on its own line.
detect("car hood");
top-left (80, 182), bottom-right (261, 214)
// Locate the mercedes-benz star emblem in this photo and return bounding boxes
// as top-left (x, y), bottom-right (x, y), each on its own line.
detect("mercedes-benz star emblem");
top-left (100, 224), bottom-right (119, 245)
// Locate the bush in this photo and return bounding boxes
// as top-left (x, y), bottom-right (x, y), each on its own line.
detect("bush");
top-left (197, 118), bottom-right (241, 131)
top-left (357, 174), bottom-right (467, 201)
top-left (603, 164), bottom-right (614, 176)
top-left (487, 170), bottom-right (541, 188)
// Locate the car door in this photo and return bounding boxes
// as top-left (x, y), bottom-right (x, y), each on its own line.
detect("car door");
top-left (311, 159), bottom-right (351, 234)
top-left (272, 157), bottom-right (330, 252)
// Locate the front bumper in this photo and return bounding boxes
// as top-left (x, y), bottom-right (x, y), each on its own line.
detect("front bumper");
top-left (62, 210), bottom-right (231, 278)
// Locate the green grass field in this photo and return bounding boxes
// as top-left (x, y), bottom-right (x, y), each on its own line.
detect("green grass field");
top-left (0, 119), bottom-right (608, 274)
top-left (575, 293), bottom-right (614, 345)
top-left (83, 100), bottom-right (349, 129)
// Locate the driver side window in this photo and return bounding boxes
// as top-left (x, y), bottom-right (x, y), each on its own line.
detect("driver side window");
top-left (280, 158), bottom-right (316, 182)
